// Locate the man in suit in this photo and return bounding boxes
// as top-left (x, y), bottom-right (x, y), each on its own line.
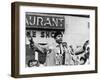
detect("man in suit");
top-left (45, 31), bottom-right (72, 66)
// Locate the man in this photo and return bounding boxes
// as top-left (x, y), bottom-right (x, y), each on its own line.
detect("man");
top-left (26, 32), bottom-right (46, 67)
top-left (75, 40), bottom-right (90, 65)
top-left (45, 31), bottom-right (72, 66)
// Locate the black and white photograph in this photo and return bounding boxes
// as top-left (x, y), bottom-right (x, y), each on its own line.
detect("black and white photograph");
top-left (11, 2), bottom-right (97, 78)
top-left (25, 13), bottom-right (90, 67)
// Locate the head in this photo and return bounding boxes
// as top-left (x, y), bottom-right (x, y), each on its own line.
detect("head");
top-left (28, 60), bottom-right (39, 67)
top-left (26, 32), bottom-right (31, 37)
top-left (84, 40), bottom-right (90, 59)
top-left (84, 40), bottom-right (89, 48)
top-left (54, 31), bottom-right (63, 44)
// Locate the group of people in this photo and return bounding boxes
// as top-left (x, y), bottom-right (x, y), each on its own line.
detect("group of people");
top-left (26, 31), bottom-right (90, 67)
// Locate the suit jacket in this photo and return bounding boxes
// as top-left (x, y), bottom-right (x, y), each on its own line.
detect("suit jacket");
top-left (45, 42), bottom-right (73, 66)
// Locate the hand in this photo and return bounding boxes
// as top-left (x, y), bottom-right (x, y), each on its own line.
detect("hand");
top-left (29, 37), bottom-right (34, 44)
top-left (62, 42), bottom-right (67, 48)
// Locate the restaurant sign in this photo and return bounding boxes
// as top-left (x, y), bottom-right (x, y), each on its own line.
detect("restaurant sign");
top-left (26, 13), bottom-right (65, 30)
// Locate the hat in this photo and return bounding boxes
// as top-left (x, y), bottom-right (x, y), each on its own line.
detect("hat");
top-left (54, 31), bottom-right (63, 39)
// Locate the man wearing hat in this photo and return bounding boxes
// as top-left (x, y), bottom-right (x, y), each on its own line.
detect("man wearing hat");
top-left (45, 31), bottom-right (72, 66)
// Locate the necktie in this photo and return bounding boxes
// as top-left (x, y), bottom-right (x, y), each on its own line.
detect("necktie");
top-left (60, 45), bottom-right (62, 54)
top-left (60, 45), bottom-right (65, 65)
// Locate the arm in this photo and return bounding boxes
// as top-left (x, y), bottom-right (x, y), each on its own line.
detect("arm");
top-left (75, 47), bottom-right (84, 55)
top-left (29, 37), bottom-right (44, 54)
